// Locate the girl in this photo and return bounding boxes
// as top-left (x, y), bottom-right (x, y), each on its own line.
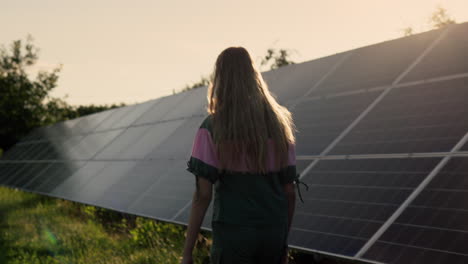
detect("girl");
top-left (181, 46), bottom-right (305, 264)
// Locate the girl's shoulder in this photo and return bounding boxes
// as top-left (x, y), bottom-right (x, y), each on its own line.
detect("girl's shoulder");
top-left (200, 114), bottom-right (213, 132)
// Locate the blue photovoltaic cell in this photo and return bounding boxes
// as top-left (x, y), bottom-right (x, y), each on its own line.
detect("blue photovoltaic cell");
top-left (127, 159), bottom-right (195, 221)
top-left (401, 23), bottom-right (468, 83)
top-left (363, 158), bottom-right (468, 264)
top-left (4, 162), bottom-right (51, 189)
top-left (262, 53), bottom-right (346, 105)
top-left (293, 91), bottom-right (381, 155)
top-left (116, 119), bottom-right (185, 160)
top-left (24, 161), bottom-right (85, 193)
top-left (146, 116), bottom-right (204, 160)
top-left (93, 106), bottom-right (138, 132)
top-left (67, 129), bottom-right (123, 160)
top-left (289, 158), bottom-right (440, 256)
top-left (312, 28), bottom-right (442, 95)
top-left (330, 77), bottom-right (468, 155)
top-left (108, 100), bottom-right (158, 129)
top-left (71, 109), bottom-right (116, 135)
top-left (461, 142), bottom-right (468, 152)
top-left (133, 92), bottom-right (189, 126)
top-left (94, 160), bottom-right (172, 211)
top-left (69, 161), bottom-right (137, 205)
top-left (50, 161), bottom-right (109, 199)
top-left (160, 86), bottom-right (207, 121)
top-left (94, 126), bottom-right (151, 160)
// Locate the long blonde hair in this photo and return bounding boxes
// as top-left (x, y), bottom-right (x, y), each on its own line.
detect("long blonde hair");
top-left (207, 46), bottom-right (296, 174)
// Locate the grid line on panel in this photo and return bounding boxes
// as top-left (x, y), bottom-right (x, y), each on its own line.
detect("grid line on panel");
top-left (299, 26), bottom-right (452, 180)
top-left (7, 163), bottom-right (54, 191)
top-left (409, 204), bottom-right (468, 213)
top-left (286, 70), bottom-right (468, 112)
top-left (287, 52), bottom-right (353, 179)
top-left (125, 167), bottom-right (172, 211)
top-left (369, 240), bottom-right (468, 258)
top-left (391, 222), bottom-right (468, 235)
top-left (396, 72), bottom-right (468, 90)
top-left (303, 197), bottom-right (401, 207)
top-left (75, 107), bottom-right (119, 135)
top-left (297, 151), bottom-right (468, 161)
top-left (86, 114), bottom-right (191, 161)
top-left (288, 245), bottom-right (384, 264)
top-left (171, 200), bottom-right (193, 220)
top-left (306, 183), bottom-right (413, 191)
top-left (288, 52), bottom-right (353, 109)
top-left (355, 132), bottom-right (468, 258)
top-left (297, 212), bottom-right (384, 224)
top-left (292, 227), bottom-right (368, 241)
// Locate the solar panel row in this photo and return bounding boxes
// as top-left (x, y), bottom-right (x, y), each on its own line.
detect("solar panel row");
top-left (1, 22), bottom-right (468, 264)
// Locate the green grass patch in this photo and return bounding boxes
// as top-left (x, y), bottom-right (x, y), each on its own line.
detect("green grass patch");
top-left (0, 185), bottom-right (210, 264)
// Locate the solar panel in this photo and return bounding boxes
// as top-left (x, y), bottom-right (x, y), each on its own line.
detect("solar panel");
top-left (5, 162), bottom-right (51, 188)
top-left (68, 161), bottom-right (137, 205)
top-left (263, 53), bottom-right (347, 104)
top-left (311, 29), bottom-right (442, 95)
top-left (330, 77), bottom-right (468, 155)
top-left (115, 119), bottom-right (185, 160)
top-left (462, 143), bottom-right (468, 151)
top-left (67, 129), bottom-right (123, 160)
top-left (71, 108), bottom-right (116, 135)
top-left (294, 91), bottom-right (382, 155)
top-left (289, 158), bottom-right (440, 256)
top-left (1, 22), bottom-right (468, 264)
top-left (127, 159), bottom-right (196, 221)
top-left (108, 99), bottom-right (158, 129)
top-left (401, 24), bottom-right (468, 82)
top-left (146, 116), bottom-right (205, 160)
top-left (25, 161), bottom-right (85, 193)
top-left (50, 161), bottom-right (109, 199)
top-left (362, 158), bottom-right (468, 263)
top-left (133, 92), bottom-right (189, 125)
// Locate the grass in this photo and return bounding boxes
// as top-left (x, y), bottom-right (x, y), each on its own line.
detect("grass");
top-left (0, 185), bottom-right (211, 264)
top-left (0, 185), bottom-right (369, 264)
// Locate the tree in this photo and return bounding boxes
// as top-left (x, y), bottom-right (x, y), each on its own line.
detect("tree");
top-left (0, 35), bottom-right (125, 153)
top-left (180, 74), bottom-right (211, 93)
top-left (430, 6), bottom-right (456, 29)
top-left (260, 48), bottom-right (296, 70)
top-left (401, 6), bottom-right (456, 36)
top-left (0, 34), bottom-right (63, 151)
top-left (402, 27), bottom-right (414, 37)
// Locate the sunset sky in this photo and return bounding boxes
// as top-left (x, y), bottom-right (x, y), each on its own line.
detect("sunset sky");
top-left (2, 0), bottom-right (468, 106)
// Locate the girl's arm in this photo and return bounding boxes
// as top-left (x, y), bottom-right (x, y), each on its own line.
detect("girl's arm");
top-left (181, 177), bottom-right (213, 264)
top-left (284, 182), bottom-right (296, 234)
top-left (282, 182), bottom-right (296, 263)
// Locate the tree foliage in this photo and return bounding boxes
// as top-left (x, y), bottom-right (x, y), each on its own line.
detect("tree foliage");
top-left (179, 74), bottom-right (211, 93)
top-left (0, 35), bottom-right (124, 152)
top-left (429, 6), bottom-right (456, 29)
top-left (260, 48), bottom-right (296, 70)
top-left (402, 6), bottom-right (456, 36)
top-left (0, 34), bottom-right (62, 151)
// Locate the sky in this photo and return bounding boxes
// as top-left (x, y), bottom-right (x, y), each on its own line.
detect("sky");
top-left (2, 0), bottom-right (468, 106)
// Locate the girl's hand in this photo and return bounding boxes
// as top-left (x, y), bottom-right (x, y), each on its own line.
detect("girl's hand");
top-left (181, 254), bottom-right (193, 264)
